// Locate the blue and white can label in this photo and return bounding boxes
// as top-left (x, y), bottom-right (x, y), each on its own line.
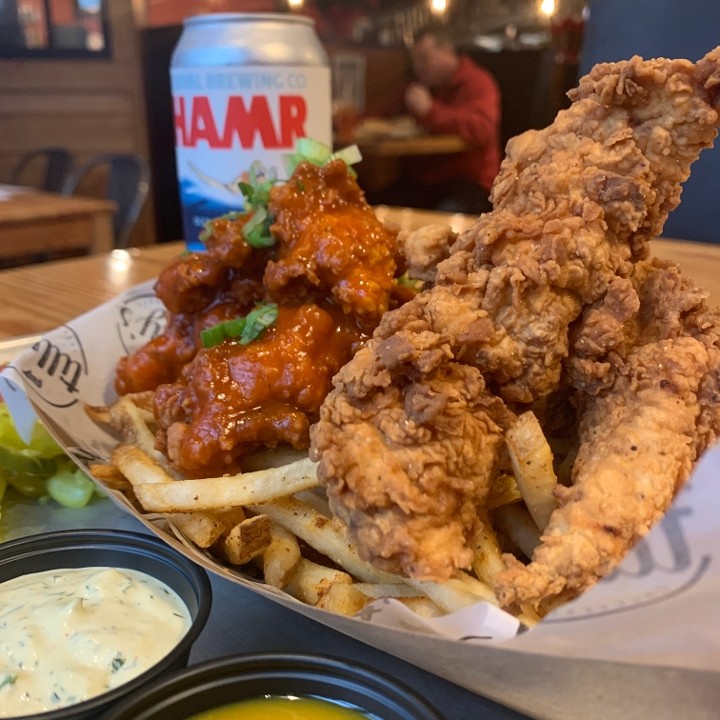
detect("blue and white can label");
top-left (171, 65), bottom-right (331, 250)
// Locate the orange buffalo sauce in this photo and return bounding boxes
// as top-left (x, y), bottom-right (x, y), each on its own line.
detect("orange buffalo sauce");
top-left (186, 695), bottom-right (370, 720)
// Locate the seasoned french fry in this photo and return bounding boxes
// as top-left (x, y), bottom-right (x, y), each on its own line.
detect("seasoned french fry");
top-left (211, 506), bottom-right (247, 531)
top-left (285, 558), bottom-right (352, 605)
top-left (262, 523), bottom-right (302, 589)
top-left (353, 583), bottom-right (422, 599)
top-left (217, 514), bottom-right (272, 566)
top-left (84, 404), bottom-right (113, 425)
top-left (88, 394), bottom-right (555, 623)
top-left (133, 458), bottom-right (318, 512)
top-left (165, 512), bottom-right (225, 548)
top-left (506, 411), bottom-right (559, 530)
top-left (294, 487), bottom-right (331, 516)
top-left (555, 444), bottom-right (579, 487)
top-left (316, 582), bottom-right (369, 616)
top-left (399, 596), bottom-right (444, 618)
top-left (470, 513), bottom-right (504, 587)
top-left (241, 445), bottom-right (308, 471)
top-left (88, 463), bottom-right (130, 490)
top-left (249, 496), bottom-right (398, 584)
top-left (493, 504), bottom-right (542, 559)
top-left (109, 396), bottom-right (161, 459)
top-left (112, 445), bottom-right (174, 486)
top-left (486, 473), bottom-right (522, 510)
top-left (405, 576), bottom-right (496, 613)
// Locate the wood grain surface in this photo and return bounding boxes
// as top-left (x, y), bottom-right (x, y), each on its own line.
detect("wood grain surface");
top-left (0, 207), bottom-right (718, 340)
top-left (0, 188), bottom-right (116, 259)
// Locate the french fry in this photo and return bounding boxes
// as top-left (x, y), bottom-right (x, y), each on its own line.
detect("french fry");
top-left (217, 514), bottom-right (272, 566)
top-left (89, 395), bottom-right (559, 624)
top-left (84, 404), bottom-right (113, 425)
top-left (165, 512), bottom-right (225, 548)
top-left (555, 444), bottom-right (579, 487)
top-left (109, 396), bottom-right (162, 459)
top-left (317, 582), bottom-right (369, 616)
top-left (294, 487), bottom-right (332, 516)
top-left (133, 458), bottom-right (319, 512)
top-left (248, 496), bottom-right (399, 585)
top-left (353, 583), bottom-right (422, 599)
top-left (405, 576), bottom-right (496, 613)
top-left (493, 504), bottom-right (542, 560)
top-left (241, 445), bottom-right (308, 471)
top-left (506, 411), bottom-right (559, 531)
top-left (262, 523), bottom-right (302, 589)
top-left (486, 473), bottom-right (523, 510)
top-left (285, 558), bottom-right (352, 605)
top-left (88, 463), bottom-right (130, 490)
top-left (470, 513), bottom-right (504, 587)
top-left (112, 444), bottom-right (174, 486)
top-left (399, 596), bottom-right (444, 618)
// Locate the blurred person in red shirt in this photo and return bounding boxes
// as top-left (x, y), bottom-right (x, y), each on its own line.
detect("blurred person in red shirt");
top-left (376, 24), bottom-right (501, 215)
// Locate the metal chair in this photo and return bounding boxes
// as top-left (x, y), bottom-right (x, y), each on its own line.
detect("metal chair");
top-left (61, 153), bottom-right (150, 248)
top-left (11, 147), bottom-right (74, 192)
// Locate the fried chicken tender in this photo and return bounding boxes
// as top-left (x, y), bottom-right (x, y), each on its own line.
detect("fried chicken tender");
top-left (312, 49), bottom-right (720, 585)
top-left (496, 260), bottom-right (720, 612)
top-left (312, 302), bottom-right (515, 580)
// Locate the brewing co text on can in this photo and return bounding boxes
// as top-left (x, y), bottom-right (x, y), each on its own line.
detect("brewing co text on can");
top-left (170, 13), bottom-right (331, 250)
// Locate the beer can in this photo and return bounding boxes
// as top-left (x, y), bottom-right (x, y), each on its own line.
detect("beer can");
top-left (171, 13), bottom-right (332, 250)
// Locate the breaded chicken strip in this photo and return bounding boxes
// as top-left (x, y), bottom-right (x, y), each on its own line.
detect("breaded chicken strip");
top-left (497, 260), bottom-right (720, 612)
top-left (312, 48), bottom-right (720, 583)
top-left (312, 302), bottom-right (515, 580)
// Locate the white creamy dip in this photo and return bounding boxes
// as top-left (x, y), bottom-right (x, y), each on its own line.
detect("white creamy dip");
top-left (0, 566), bottom-right (191, 717)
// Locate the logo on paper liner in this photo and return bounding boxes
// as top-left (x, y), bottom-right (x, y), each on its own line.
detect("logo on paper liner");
top-left (21, 327), bottom-right (88, 408)
top-left (117, 293), bottom-right (166, 356)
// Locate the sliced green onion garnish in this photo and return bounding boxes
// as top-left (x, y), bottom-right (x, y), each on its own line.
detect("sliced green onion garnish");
top-left (240, 303), bottom-right (278, 345)
top-left (295, 137), bottom-right (332, 164)
top-left (244, 224), bottom-right (275, 248)
top-left (282, 152), bottom-right (303, 177)
top-left (242, 207), bottom-right (267, 237)
top-left (329, 144), bottom-right (362, 166)
top-left (200, 324), bottom-right (227, 349)
top-left (281, 139), bottom-right (363, 178)
top-left (397, 273), bottom-right (423, 291)
top-left (238, 161), bottom-right (278, 212)
top-left (200, 303), bottom-right (279, 349)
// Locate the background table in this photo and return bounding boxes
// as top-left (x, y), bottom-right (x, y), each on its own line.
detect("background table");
top-left (353, 135), bottom-right (469, 195)
top-left (0, 184), bottom-right (116, 262)
top-left (0, 206), bottom-right (718, 340)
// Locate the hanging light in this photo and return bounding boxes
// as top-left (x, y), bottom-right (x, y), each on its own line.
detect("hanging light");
top-left (288, 0), bottom-right (304, 9)
top-left (539, 0), bottom-right (557, 18)
top-left (430, 0), bottom-right (448, 16)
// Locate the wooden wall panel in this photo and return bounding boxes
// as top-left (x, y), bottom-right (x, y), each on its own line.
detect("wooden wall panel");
top-left (0, 0), bottom-right (155, 247)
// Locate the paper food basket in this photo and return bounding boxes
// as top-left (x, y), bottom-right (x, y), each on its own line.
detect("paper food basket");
top-left (2, 280), bottom-right (719, 720)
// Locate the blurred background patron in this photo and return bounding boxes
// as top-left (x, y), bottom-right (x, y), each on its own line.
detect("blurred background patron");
top-left (380, 24), bottom-right (501, 214)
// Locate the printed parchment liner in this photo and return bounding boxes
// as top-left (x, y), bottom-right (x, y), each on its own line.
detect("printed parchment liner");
top-left (2, 281), bottom-right (719, 720)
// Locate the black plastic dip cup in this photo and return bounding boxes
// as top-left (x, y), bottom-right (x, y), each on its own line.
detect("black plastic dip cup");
top-left (0, 529), bottom-right (212, 720)
top-left (100, 653), bottom-right (444, 720)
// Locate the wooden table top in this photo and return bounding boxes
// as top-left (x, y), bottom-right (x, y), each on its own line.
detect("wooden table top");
top-left (355, 134), bottom-right (469, 157)
top-left (0, 185), bottom-right (116, 225)
top-left (0, 206), bottom-right (718, 340)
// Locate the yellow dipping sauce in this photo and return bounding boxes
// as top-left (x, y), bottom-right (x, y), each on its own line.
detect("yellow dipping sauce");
top-left (187, 696), bottom-right (371, 719)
